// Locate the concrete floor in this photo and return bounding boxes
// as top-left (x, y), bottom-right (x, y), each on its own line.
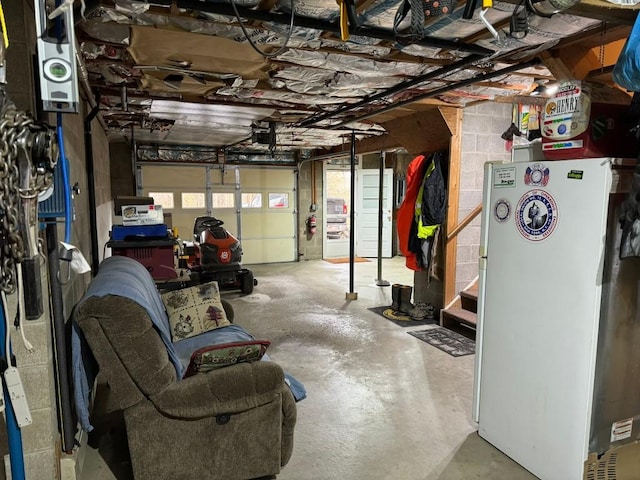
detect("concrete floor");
top-left (81, 257), bottom-right (536, 480)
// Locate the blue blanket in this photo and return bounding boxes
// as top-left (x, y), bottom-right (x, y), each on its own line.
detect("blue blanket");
top-left (72, 256), bottom-right (305, 433)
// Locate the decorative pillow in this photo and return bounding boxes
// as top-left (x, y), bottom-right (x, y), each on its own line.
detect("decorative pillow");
top-left (184, 340), bottom-right (270, 377)
top-left (161, 281), bottom-right (231, 342)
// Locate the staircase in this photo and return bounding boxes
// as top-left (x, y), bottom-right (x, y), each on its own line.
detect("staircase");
top-left (441, 281), bottom-right (477, 333)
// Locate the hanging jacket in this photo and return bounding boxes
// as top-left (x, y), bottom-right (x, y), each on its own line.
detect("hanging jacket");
top-left (415, 153), bottom-right (446, 239)
top-left (397, 154), bottom-right (428, 271)
top-left (398, 152), bottom-right (448, 271)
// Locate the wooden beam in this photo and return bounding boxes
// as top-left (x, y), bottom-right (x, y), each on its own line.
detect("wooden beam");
top-left (355, 134), bottom-right (401, 155)
top-left (496, 0), bottom-right (638, 24)
top-left (444, 108), bottom-right (462, 306)
top-left (556, 24), bottom-right (630, 50)
top-left (555, 46), bottom-right (599, 80)
top-left (380, 109), bottom-right (451, 156)
top-left (324, 133), bottom-right (401, 156)
top-left (438, 106), bottom-right (460, 136)
top-left (547, 37), bottom-right (626, 80)
top-left (540, 53), bottom-right (576, 81)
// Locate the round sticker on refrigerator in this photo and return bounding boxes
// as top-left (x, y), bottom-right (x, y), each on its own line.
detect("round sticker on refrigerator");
top-left (524, 163), bottom-right (550, 187)
top-left (493, 199), bottom-right (511, 223)
top-left (516, 190), bottom-right (558, 241)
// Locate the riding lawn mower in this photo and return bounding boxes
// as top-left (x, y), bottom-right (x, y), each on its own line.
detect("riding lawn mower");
top-left (183, 216), bottom-right (256, 294)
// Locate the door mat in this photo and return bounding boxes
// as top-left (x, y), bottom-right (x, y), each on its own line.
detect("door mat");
top-left (368, 306), bottom-right (437, 327)
top-left (408, 327), bottom-right (475, 357)
top-left (324, 257), bottom-right (370, 264)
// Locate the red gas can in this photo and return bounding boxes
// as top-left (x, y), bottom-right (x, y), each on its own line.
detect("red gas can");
top-left (541, 82), bottom-right (636, 160)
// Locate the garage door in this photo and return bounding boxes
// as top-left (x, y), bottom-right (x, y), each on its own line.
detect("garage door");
top-left (140, 164), bottom-right (295, 264)
top-left (239, 167), bottom-right (295, 264)
top-left (141, 164), bottom-right (212, 241)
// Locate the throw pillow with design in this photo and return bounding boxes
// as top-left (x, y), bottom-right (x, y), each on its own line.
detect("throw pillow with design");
top-left (183, 340), bottom-right (271, 377)
top-left (162, 281), bottom-right (231, 342)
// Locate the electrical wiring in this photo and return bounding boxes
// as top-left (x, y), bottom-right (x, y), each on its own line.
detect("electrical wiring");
top-left (2, 291), bottom-right (10, 368)
top-left (15, 267), bottom-right (33, 353)
top-left (57, 113), bottom-right (72, 244)
top-left (228, 0), bottom-right (296, 58)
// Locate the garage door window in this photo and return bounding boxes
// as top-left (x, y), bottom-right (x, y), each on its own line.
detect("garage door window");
top-left (269, 193), bottom-right (289, 209)
top-left (242, 193), bottom-right (262, 208)
top-left (182, 192), bottom-right (206, 209)
top-left (149, 192), bottom-right (174, 209)
top-left (212, 193), bottom-right (235, 208)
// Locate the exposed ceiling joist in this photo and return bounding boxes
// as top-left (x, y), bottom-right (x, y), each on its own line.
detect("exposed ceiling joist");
top-left (84, 0), bottom-right (635, 153)
top-left (176, 0), bottom-right (494, 55)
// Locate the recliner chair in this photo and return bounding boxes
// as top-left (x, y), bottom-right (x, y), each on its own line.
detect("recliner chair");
top-left (75, 279), bottom-right (296, 480)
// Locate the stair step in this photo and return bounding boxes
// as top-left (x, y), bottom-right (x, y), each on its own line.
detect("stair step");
top-left (460, 290), bottom-right (478, 314)
top-left (442, 307), bottom-right (477, 329)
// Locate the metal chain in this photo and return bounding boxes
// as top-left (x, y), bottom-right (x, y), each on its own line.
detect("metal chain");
top-left (0, 98), bottom-right (57, 293)
top-left (599, 22), bottom-right (607, 72)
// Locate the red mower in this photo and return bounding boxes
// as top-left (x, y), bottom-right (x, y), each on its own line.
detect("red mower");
top-left (183, 216), bottom-right (256, 294)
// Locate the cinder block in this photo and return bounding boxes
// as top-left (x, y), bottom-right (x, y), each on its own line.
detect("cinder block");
top-left (457, 226), bottom-right (481, 246)
top-left (462, 113), bottom-right (490, 134)
top-left (459, 190), bottom-right (482, 210)
top-left (21, 409), bottom-right (55, 452)
top-left (475, 170), bottom-right (486, 189)
top-left (14, 322), bottom-right (50, 368)
top-left (24, 449), bottom-right (58, 480)
top-left (459, 171), bottom-right (475, 191)
top-left (461, 152), bottom-right (488, 172)
top-left (456, 244), bottom-right (472, 263)
top-left (461, 133), bottom-right (476, 153)
top-left (20, 367), bottom-right (53, 411)
top-left (456, 262), bottom-right (479, 283)
top-left (477, 134), bottom-right (508, 156)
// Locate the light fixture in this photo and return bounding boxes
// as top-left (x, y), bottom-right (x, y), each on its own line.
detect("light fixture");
top-left (530, 81), bottom-right (559, 97)
top-left (530, 84), bottom-right (545, 96)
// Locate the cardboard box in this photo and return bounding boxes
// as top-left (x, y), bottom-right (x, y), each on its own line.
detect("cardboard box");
top-left (121, 205), bottom-right (164, 225)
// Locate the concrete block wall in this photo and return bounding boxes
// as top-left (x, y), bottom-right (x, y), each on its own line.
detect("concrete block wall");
top-left (4, 0), bottom-right (35, 114)
top-left (109, 143), bottom-right (135, 199)
top-left (1, 2), bottom-right (112, 478)
top-left (455, 102), bottom-right (512, 295)
top-left (2, 2), bottom-right (58, 478)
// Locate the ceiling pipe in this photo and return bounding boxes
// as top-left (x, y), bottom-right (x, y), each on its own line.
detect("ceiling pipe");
top-left (332, 57), bottom-right (542, 128)
top-left (177, 0), bottom-right (494, 55)
top-left (298, 53), bottom-right (486, 128)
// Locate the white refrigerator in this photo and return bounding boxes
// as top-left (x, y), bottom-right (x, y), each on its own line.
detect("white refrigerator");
top-left (474, 156), bottom-right (640, 480)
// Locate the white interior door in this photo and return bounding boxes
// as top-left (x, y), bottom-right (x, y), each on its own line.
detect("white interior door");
top-left (357, 169), bottom-right (393, 258)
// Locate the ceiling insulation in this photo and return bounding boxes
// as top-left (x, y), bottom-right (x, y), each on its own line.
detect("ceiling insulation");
top-left (78, 0), bottom-right (637, 155)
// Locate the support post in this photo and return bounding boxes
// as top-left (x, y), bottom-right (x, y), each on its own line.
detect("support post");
top-left (346, 131), bottom-right (358, 300)
top-left (376, 151), bottom-right (389, 287)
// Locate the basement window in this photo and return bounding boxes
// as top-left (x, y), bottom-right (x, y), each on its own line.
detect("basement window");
top-left (182, 192), bottom-right (206, 209)
top-left (242, 193), bottom-right (262, 208)
top-left (268, 193), bottom-right (289, 209)
top-left (212, 193), bottom-right (235, 209)
top-left (148, 192), bottom-right (174, 209)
